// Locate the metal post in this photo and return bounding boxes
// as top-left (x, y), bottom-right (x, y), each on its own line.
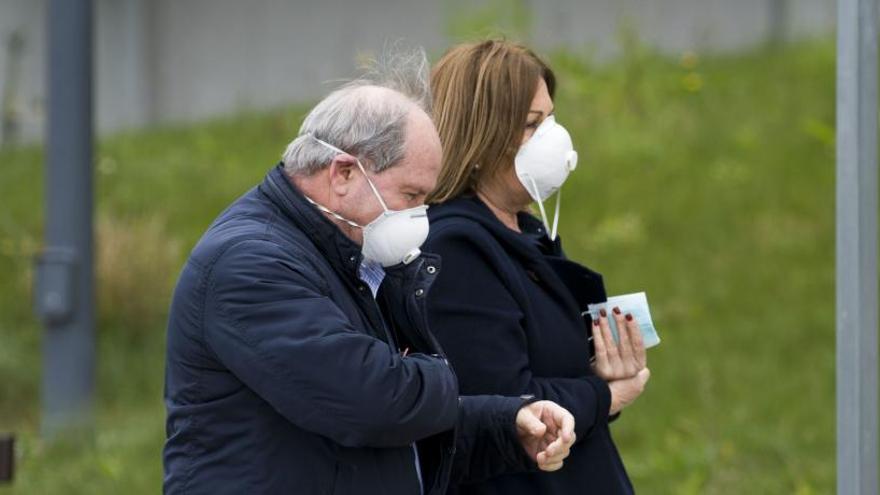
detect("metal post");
top-left (836, 0), bottom-right (878, 492)
top-left (766, 0), bottom-right (788, 45)
top-left (35, 0), bottom-right (95, 438)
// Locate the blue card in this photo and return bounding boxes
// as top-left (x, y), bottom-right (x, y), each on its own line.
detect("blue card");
top-left (587, 292), bottom-right (661, 348)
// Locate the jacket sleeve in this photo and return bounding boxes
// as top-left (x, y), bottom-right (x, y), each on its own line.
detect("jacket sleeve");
top-left (425, 227), bottom-right (611, 445)
top-left (450, 395), bottom-right (538, 484)
top-left (202, 239), bottom-right (460, 448)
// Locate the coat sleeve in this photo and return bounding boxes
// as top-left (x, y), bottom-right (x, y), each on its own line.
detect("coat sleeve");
top-left (425, 227), bottom-right (611, 445)
top-left (450, 395), bottom-right (538, 484)
top-left (202, 239), bottom-right (460, 448)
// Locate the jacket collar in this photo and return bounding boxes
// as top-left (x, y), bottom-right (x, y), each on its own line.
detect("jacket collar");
top-left (428, 194), bottom-right (561, 261)
top-left (428, 194), bottom-right (606, 311)
top-left (259, 163), bottom-right (364, 278)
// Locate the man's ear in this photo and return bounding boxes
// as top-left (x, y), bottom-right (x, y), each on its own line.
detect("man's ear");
top-left (327, 154), bottom-right (360, 196)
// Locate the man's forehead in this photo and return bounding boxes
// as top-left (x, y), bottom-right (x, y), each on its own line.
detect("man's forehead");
top-left (403, 172), bottom-right (436, 191)
top-left (385, 158), bottom-right (438, 190)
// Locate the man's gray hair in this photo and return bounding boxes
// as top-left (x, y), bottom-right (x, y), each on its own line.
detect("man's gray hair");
top-left (282, 46), bottom-right (432, 176)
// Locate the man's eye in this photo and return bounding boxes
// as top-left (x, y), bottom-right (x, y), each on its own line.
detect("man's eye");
top-left (405, 193), bottom-right (418, 201)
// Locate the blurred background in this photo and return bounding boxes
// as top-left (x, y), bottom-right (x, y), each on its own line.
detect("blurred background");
top-left (0, 0), bottom-right (838, 493)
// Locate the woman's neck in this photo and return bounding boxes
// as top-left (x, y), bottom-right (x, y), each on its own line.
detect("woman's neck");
top-left (476, 184), bottom-right (526, 233)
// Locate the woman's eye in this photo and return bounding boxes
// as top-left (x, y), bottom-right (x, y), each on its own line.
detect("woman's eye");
top-left (525, 121), bottom-right (538, 129)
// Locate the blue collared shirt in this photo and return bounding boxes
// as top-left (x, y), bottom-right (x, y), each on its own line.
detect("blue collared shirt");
top-left (357, 258), bottom-right (386, 297)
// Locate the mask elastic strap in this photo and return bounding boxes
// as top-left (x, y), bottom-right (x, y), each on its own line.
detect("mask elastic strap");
top-left (527, 175), bottom-right (552, 237)
top-left (549, 188), bottom-right (561, 241)
top-left (303, 195), bottom-right (364, 229)
top-left (353, 160), bottom-right (390, 212)
top-left (309, 134), bottom-right (390, 212)
top-left (527, 175), bottom-right (562, 241)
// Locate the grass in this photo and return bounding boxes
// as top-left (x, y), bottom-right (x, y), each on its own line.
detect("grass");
top-left (0, 39), bottom-right (837, 493)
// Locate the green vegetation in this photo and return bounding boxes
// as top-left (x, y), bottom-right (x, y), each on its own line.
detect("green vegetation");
top-left (0, 39), bottom-right (836, 493)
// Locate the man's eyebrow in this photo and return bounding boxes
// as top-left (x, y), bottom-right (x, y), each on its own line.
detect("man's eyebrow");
top-left (528, 107), bottom-right (555, 116)
top-left (401, 183), bottom-right (429, 195)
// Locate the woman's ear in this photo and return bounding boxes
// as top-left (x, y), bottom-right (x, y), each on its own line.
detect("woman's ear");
top-left (327, 154), bottom-right (359, 196)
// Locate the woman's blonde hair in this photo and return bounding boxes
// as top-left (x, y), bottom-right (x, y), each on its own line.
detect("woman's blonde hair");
top-left (426, 39), bottom-right (556, 204)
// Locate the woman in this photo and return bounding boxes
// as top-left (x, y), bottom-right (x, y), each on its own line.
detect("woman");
top-left (424, 40), bottom-right (652, 494)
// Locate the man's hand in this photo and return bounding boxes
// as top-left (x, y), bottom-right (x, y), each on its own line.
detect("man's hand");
top-left (515, 400), bottom-right (576, 472)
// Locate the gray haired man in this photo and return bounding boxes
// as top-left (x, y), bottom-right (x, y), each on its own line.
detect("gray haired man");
top-left (163, 49), bottom-right (577, 494)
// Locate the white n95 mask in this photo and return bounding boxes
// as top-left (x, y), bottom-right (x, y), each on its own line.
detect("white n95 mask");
top-left (305, 136), bottom-right (429, 267)
top-left (514, 115), bottom-right (578, 240)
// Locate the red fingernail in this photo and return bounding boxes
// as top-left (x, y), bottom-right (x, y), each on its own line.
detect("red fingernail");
top-left (592, 319), bottom-right (599, 327)
top-left (613, 307), bottom-right (621, 315)
top-left (625, 314), bottom-right (633, 321)
top-left (599, 309), bottom-right (607, 317)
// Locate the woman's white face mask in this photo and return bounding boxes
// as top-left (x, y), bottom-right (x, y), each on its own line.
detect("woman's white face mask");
top-left (304, 136), bottom-right (429, 267)
top-left (514, 115), bottom-right (578, 241)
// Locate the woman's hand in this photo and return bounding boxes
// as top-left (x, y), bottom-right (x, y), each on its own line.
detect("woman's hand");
top-left (590, 307), bottom-right (647, 381)
top-left (608, 368), bottom-right (651, 415)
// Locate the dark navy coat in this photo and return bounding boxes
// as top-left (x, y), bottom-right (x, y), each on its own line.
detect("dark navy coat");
top-left (424, 195), bottom-right (634, 495)
top-left (163, 165), bottom-right (535, 494)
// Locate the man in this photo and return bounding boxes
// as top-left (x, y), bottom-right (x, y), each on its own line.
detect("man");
top-left (163, 50), bottom-right (577, 494)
